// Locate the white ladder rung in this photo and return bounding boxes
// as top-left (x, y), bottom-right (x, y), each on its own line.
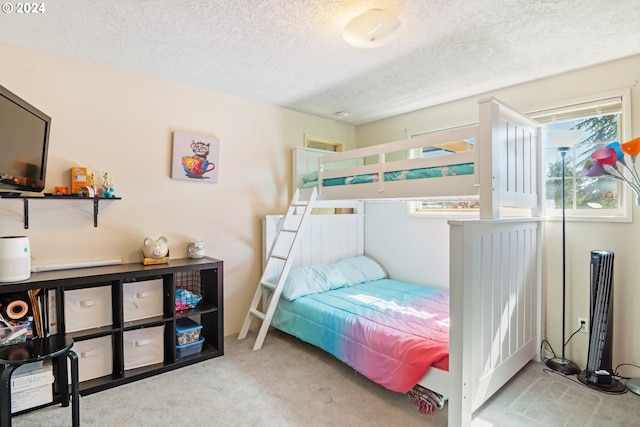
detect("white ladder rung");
top-left (249, 308), bottom-right (266, 320)
top-left (270, 254), bottom-right (287, 261)
top-left (261, 281), bottom-right (276, 290)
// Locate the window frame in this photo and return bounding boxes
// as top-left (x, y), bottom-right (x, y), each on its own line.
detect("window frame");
top-left (528, 89), bottom-right (632, 223)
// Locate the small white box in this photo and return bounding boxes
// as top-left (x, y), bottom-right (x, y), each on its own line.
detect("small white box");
top-left (123, 278), bottom-right (164, 322)
top-left (124, 325), bottom-right (164, 370)
top-left (11, 364), bottom-right (53, 413)
top-left (64, 286), bottom-right (112, 332)
top-left (69, 335), bottom-right (113, 383)
top-left (12, 363), bottom-right (53, 393)
top-left (12, 384), bottom-right (52, 413)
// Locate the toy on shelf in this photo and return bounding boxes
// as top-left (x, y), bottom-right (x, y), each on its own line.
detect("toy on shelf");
top-left (100, 172), bottom-right (116, 198)
top-left (187, 241), bottom-right (205, 259)
top-left (141, 236), bottom-right (169, 265)
top-left (70, 167), bottom-right (88, 194)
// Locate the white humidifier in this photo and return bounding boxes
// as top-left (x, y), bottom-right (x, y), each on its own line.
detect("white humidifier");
top-left (0, 236), bottom-right (31, 282)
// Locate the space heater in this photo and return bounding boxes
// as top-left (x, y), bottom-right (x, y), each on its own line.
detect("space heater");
top-left (577, 250), bottom-right (625, 392)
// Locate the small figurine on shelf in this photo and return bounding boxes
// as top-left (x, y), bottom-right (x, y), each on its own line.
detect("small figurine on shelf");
top-left (101, 172), bottom-right (115, 198)
top-left (187, 241), bottom-right (205, 259)
top-left (88, 173), bottom-right (98, 197)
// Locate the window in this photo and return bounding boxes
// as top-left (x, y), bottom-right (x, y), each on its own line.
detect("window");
top-left (530, 90), bottom-right (631, 221)
top-left (304, 134), bottom-right (342, 152)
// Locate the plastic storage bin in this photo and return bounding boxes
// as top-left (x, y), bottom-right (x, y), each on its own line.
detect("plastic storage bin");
top-left (175, 318), bottom-right (202, 345)
top-left (123, 278), bottom-right (164, 322)
top-left (64, 286), bottom-right (112, 332)
top-left (176, 337), bottom-right (204, 358)
top-left (123, 325), bottom-right (164, 370)
top-left (0, 322), bottom-right (30, 346)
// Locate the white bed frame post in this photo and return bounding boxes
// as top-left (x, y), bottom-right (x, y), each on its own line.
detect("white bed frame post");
top-left (477, 98), bottom-right (500, 219)
top-left (447, 220), bottom-right (474, 427)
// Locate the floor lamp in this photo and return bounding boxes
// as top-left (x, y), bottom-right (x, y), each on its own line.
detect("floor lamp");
top-left (545, 130), bottom-right (584, 375)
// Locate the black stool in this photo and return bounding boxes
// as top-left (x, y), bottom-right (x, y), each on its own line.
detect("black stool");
top-left (0, 336), bottom-right (79, 427)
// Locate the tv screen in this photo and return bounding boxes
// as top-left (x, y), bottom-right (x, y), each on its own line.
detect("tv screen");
top-left (0, 84), bottom-right (51, 193)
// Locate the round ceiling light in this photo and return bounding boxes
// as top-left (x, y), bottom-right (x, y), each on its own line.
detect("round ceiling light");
top-left (343, 9), bottom-right (401, 49)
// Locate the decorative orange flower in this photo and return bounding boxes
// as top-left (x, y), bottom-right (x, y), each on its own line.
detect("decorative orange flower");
top-left (621, 137), bottom-right (640, 157)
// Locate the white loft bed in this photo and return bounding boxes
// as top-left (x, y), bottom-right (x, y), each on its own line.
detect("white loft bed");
top-left (263, 97), bottom-right (543, 427)
top-left (294, 96), bottom-right (542, 219)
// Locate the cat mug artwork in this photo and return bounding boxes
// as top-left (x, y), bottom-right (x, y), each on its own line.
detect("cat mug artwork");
top-left (171, 131), bottom-right (220, 183)
top-left (182, 141), bottom-right (215, 178)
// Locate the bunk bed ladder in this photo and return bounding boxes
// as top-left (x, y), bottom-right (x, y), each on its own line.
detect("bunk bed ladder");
top-left (238, 187), bottom-right (318, 350)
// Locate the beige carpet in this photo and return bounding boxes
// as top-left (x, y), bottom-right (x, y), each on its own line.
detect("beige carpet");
top-left (11, 329), bottom-right (640, 426)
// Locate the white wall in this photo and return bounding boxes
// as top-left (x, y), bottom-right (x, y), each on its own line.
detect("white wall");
top-left (0, 42), bottom-right (357, 336)
top-left (363, 202), bottom-right (450, 290)
top-left (357, 54), bottom-right (640, 375)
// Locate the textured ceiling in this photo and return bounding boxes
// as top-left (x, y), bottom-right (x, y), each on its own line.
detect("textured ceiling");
top-left (1, 0), bottom-right (639, 124)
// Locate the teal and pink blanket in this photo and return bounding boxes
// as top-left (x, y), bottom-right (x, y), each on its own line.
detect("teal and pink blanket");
top-left (272, 278), bottom-right (450, 393)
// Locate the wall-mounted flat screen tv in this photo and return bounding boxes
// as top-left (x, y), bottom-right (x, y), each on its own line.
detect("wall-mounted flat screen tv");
top-left (0, 84), bottom-right (51, 194)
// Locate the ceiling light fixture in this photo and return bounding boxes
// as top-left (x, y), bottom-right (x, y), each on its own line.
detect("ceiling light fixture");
top-left (343, 9), bottom-right (401, 49)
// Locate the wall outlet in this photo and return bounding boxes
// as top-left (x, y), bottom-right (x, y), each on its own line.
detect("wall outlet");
top-left (578, 317), bottom-right (589, 333)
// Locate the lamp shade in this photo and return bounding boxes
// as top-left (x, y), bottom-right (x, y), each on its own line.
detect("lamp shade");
top-left (547, 130), bottom-right (585, 149)
top-left (343, 9), bottom-right (401, 49)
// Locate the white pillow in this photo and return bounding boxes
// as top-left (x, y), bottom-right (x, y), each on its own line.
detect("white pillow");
top-left (281, 264), bottom-right (347, 301)
top-left (331, 256), bottom-right (387, 286)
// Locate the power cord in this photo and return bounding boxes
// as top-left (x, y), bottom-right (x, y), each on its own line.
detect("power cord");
top-left (540, 321), bottom-right (582, 363)
top-left (540, 339), bottom-right (556, 362)
top-left (564, 321), bottom-right (583, 347)
top-left (612, 363), bottom-right (640, 380)
top-left (541, 321), bottom-right (635, 395)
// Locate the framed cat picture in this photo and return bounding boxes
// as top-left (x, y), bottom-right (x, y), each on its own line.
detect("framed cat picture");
top-left (171, 131), bottom-right (220, 183)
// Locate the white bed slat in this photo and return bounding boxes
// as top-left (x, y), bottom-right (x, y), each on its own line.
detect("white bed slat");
top-left (263, 214), bottom-right (364, 269)
top-left (498, 231), bottom-right (509, 364)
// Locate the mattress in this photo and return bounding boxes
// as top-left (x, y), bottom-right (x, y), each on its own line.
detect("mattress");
top-left (272, 278), bottom-right (450, 393)
top-left (301, 162), bottom-right (474, 188)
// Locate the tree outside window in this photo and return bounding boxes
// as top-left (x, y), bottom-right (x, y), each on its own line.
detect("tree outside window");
top-left (545, 114), bottom-right (620, 212)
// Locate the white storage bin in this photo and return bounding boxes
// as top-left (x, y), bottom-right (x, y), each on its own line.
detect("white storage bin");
top-left (11, 363), bottom-right (53, 413)
top-left (124, 325), bottom-right (164, 370)
top-left (64, 286), bottom-right (112, 332)
top-left (123, 278), bottom-right (164, 322)
top-left (69, 335), bottom-right (113, 383)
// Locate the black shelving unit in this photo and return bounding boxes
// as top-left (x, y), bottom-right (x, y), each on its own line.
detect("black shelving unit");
top-left (0, 257), bottom-right (223, 399)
